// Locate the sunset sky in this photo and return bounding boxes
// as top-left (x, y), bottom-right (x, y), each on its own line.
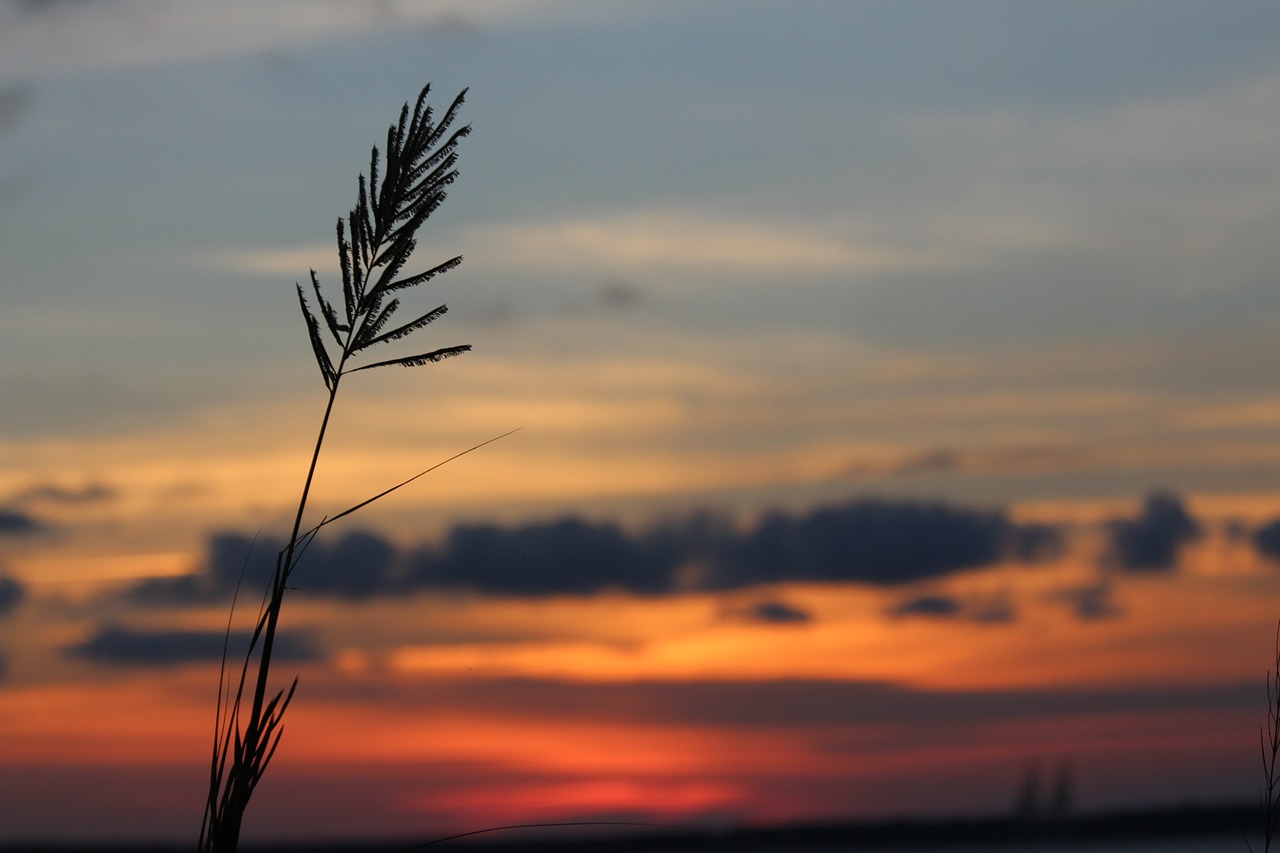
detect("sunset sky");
top-left (3, 0), bottom-right (1280, 845)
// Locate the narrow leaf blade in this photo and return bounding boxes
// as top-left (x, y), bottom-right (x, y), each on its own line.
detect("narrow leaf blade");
top-left (296, 284), bottom-right (336, 390)
top-left (360, 304), bottom-right (448, 350)
top-left (348, 344), bottom-right (471, 373)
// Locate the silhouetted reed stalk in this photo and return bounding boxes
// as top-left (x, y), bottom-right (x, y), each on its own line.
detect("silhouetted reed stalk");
top-left (1254, 621), bottom-right (1280, 853)
top-left (199, 83), bottom-right (486, 853)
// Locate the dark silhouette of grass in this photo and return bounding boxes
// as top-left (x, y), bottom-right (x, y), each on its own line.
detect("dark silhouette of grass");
top-left (198, 83), bottom-right (491, 853)
top-left (1251, 621), bottom-right (1280, 853)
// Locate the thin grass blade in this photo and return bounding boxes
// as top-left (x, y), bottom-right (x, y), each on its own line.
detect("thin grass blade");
top-left (311, 429), bottom-right (519, 534)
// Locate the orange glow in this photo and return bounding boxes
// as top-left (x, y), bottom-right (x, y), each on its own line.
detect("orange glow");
top-left (416, 777), bottom-right (748, 823)
top-left (0, 680), bottom-right (207, 765)
top-left (277, 703), bottom-right (810, 777)
top-left (372, 565), bottom-right (1278, 691)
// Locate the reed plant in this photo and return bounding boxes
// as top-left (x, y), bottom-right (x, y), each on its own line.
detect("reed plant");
top-left (1253, 622), bottom-right (1280, 852)
top-left (198, 83), bottom-right (480, 853)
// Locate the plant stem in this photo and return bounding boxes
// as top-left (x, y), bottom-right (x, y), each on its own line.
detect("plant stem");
top-left (250, 363), bottom-right (343, 718)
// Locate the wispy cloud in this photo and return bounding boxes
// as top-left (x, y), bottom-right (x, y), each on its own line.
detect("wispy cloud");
top-left (210, 211), bottom-right (959, 283)
top-left (0, 0), bottom-right (663, 81)
top-left (462, 211), bottom-right (960, 278)
top-left (209, 243), bottom-right (333, 277)
top-left (10, 481), bottom-right (116, 507)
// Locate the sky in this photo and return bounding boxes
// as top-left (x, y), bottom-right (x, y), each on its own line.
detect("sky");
top-left (2, 0), bottom-right (1280, 845)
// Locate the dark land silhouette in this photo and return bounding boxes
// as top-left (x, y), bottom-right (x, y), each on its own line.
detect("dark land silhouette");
top-left (0, 801), bottom-right (1259, 852)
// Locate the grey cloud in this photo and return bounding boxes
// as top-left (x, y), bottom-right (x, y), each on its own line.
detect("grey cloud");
top-left (724, 599), bottom-right (812, 625)
top-left (889, 592), bottom-right (1015, 624)
top-left (890, 594), bottom-right (960, 619)
top-left (1008, 523), bottom-right (1065, 562)
top-left (292, 531), bottom-right (397, 598)
top-left (407, 517), bottom-right (675, 597)
top-left (0, 81), bottom-right (32, 135)
top-left (65, 625), bottom-right (320, 667)
top-left (1052, 582), bottom-right (1124, 622)
top-left (407, 500), bottom-right (1043, 595)
top-left (1254, 519), bottom-right (1280, 563)
top-left (714, 501), bottom-right (1022, 588)
top-left (967, 595), bottom-right (1016, 624)
top-left (128, 530), bottom-right (398, 604)
top-left (597, 279), bottom-right (644, 309)
top-left (891, 448), bottom-right (961, 475)
top-left (0, 575), bottom-right (25, 615)
top-left (125, 572), bottom-right (209, 605)
top-left (1104, 492), bottom-right (1200, 571)
top-left (207, 530), bottom-right (397, 600)
top-left (0, 508), bottom-right (42, 535)
top-left (126, 498), bottom-right (1062, 602)
top-left (876, 445), bottom-right (1090, 482)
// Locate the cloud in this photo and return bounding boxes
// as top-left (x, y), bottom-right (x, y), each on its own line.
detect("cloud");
top-left (0, 507), bottom-right (43, 535)
top-left (10, 481), bottom-right (116, 506)
top-left (127, 498), bottom-right (1059, 603)
top-left (65, 624), bottom-right (319, 667)
top-left (0, 1), bottom-right (642, 80)
top-left (359, 676), bottom-right (1261, 730)
top-left (723, 599), bottom-right (812, 625)
top-left (407, 500), bottom-right (1039, 595)
top-left (209, 244), bottom-right (333, 278)
top-left (1052, 582), bottom-right (1123, 621)
top-left (596, 279), bottom-right (644, 310)
top-left (715, 501), bottom-right (1024, 588)
top-left (292, 531), bottom-right (398, 598)
top-left (1104, 492), bottom-right (1200, 571)
top-left (0, 575), bottom-right (25, 615)
top-left (880, 444), bottom-right (1090, 482)
top-left (463, 211), bottom-right (959, 278)
top-left (222, 211), bottom-right (959, 285)
top-left (1254, 519), bottom-right (1280, 563)
top-left (1008, 523), bottom-right (1066, 562)
top-left (0, 80), bottom-right (31, 135)
top-left (128, 530), bottom-right (399, 604)
top-left (889, 592), bottom-right (1015, 624)
top-left (962, 594), bottom-right (1013, 622)
top-left (407, 517), bottom-right (674, 597)
top-left (889, 594), bottom-right (959, 619)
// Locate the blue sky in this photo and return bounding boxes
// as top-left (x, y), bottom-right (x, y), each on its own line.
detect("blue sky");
top-left (3, 0), bottom-right (1280, 843)
top-left (5, 2), bottom-right (1279, 450)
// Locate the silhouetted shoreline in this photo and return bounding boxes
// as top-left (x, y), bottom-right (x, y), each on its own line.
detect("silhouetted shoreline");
top-left (0, 802), bottom-right (1258, 852)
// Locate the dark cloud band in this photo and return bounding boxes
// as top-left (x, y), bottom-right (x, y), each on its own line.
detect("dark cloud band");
top-left (127, 498), bottom-right (1063, 603)
top-left (65, 625), bottom-right (320, 667)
